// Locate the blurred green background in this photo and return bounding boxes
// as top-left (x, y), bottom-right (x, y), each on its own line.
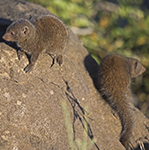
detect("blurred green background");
top-left (26, 0), bottom-right (149, 117)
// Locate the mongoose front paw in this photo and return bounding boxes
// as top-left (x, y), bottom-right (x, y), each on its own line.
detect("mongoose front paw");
top-left (24, 64), bottom-right (34, 73)
top-left (57, 55), bottom-right (63, 66)
top-left (17, 50), bottom-right (24, 60)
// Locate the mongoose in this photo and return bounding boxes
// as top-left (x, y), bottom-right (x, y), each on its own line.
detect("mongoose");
top-left (98, 54), bottom-right (146, 149)
top-left (2, 15), bottom-right (68, 73)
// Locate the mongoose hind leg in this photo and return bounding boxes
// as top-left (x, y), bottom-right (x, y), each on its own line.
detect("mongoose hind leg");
top-left (47, 53), bottom-right (63, 67)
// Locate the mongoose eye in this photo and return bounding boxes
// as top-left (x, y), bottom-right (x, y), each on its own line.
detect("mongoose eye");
top-left (11, 31), bottom-right (15, 35)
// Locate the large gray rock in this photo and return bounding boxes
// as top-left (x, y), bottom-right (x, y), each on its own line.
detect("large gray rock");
top-left (0, 0), bottom-right (149, 150)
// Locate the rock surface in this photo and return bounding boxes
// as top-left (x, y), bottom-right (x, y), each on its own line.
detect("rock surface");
top-left (0, 0), bottom-right (149, 150)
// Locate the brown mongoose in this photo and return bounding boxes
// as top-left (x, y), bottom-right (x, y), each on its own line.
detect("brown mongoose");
top-left (2, 15), bottom-right (68, 73)
top-left (98, 54), bottom-right (146, 149)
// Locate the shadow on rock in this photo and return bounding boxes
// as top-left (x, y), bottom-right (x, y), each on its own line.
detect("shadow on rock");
top-left (84, 54), bottom-right (99, 90)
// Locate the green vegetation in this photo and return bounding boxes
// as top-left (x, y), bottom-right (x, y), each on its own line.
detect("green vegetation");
top-left (61, 102), bottom-right (94, 150)
top-left (26, 0), bottom-right (149, 116)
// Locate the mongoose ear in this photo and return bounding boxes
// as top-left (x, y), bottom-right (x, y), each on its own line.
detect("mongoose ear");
top-left (21, 26), bottom-right (30, 35)
top-left (131, 60), bottom-right (146, 78)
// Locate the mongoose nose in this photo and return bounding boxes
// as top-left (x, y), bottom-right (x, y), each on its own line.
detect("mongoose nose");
top-left (2, 33), bottom-right (11, 41)
top-left (2, 35), bottom-right (6, 40)
top-left (142, 66), bottom-right (146, 74)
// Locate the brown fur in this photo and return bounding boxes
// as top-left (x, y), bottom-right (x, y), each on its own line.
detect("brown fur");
top-left (98, 54), bottom-right (146, 149)
top-left (3, 15), bottom-right (68, 73)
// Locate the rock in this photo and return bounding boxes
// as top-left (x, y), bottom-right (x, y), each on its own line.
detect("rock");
top-left (0, 0), bottom-right (149, 150)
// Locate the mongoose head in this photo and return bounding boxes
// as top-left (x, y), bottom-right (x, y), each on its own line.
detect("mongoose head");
top-left (129, 58), bottom-right (146, 78)
top-left (3, 19), bottom-right (35, 42)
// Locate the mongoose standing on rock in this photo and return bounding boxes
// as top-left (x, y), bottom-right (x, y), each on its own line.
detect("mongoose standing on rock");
top-left (2, 15), bottom-right (68, 73)
top-left (98, 54), bottom-right (146, 149)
